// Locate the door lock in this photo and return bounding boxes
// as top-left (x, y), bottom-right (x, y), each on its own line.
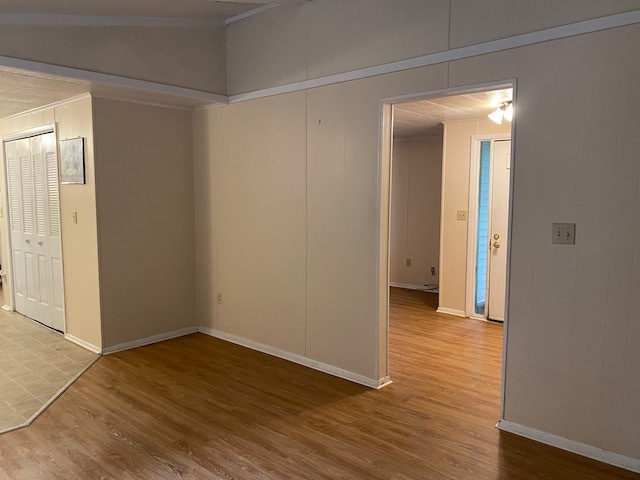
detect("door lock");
top-left (493, 233), bottom-right (500, 240)
top-left (493, 241), bottom-right (500, 249)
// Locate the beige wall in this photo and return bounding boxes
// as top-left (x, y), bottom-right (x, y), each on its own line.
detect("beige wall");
top-left (447, 26), bottom-right (640, 460)
top-left (0, 26), bottom-right (226, 93)
top-left (93, 98), bottom-right (196, 348)
top-left (198, 18), bottom-right (640, 463)
top-left (194, 94), bottom-right (307, 356)
top-left (439, 118), bottom-right (511, 314)
top-left (449, 0), bottom-right (640, 48)
top-left (226, 0), bottom-right (640, 94)
top-left (390, 136), bottom-right (442, 287)
top-left (196, 65), bottom-right (449, 382)
top-left (0, 96), bottom-right (102, 349)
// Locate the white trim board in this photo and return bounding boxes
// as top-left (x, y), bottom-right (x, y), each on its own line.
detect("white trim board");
top-left (0, 14), bottom-right (225, 28)
top-left (0, 55), bottom-right (228, 106)
top-left (389, 282), bottom-right (439, 292)
top-left (64, 334), bottom-right (102, 355)
top-left (497, 420), bottom-right (640, 474)
top-left (102, 326), bottom-right (199, 354)
top-left (228, 10), bottom-right (640, 104)
top-left (199, 326), bottom-right (390, 389)
top-left (436, 307), bottom-right (466, 317)
top-left (225, 4), bottom-right (279, 25)
top-left (90, 93), bottom-right (194, 112)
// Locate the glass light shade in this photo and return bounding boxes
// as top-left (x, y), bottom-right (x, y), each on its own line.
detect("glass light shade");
top-left (488, 107), bottom-right (504, 124)
top-left (503, 103), bottom-right (513, 122)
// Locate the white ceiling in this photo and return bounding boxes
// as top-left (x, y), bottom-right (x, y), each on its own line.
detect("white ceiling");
top-left (393, 89), bottom-right (513, 138)
top-left (0, 0), bottom-right (268, 21)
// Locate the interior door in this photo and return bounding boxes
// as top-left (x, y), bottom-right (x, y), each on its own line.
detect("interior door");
top-left (5, 132), bottom-right (64, 331)
top-left (487, 140), bottom-right (511, 321)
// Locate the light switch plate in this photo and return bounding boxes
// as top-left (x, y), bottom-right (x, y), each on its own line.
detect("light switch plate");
top-left (457, 210), bottom-right (468, 221)
top-left (552, 223), bottom-right (576, 244)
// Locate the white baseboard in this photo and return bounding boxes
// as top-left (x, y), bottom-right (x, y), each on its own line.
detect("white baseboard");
top-left (389, 282), bottom-right (439, 291)
top-left (377, 376), bottom-right (393, 388)
top-left (198, 326), bottom-right (387, 389)
top-left (102, 326), bottom-right (199, 355)
top-left (64, 334), bottom-right (102, 354)
top-left (2, 304), bottom-right (11, 311)
top-left (497, 420), bottom-right (640, 474)
top-left (436, 307), bottom-right (466, 317)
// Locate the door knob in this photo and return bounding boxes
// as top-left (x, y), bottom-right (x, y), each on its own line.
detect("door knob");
top-left (493, 241), bottom-right (500, 248)
top-left (37, 241), bottom-right (43, 246)
top-left (493, 233), bottom-right (500, 240)
top-left (25, 239), bottom-right (30, 244)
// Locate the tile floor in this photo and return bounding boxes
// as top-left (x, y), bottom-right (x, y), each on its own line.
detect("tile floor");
top-left (0, 287), bottom-right (98, 433)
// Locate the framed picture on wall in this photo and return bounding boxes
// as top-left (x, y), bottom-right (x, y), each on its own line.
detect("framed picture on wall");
top-left (59, 137), bottom-right (85, 184)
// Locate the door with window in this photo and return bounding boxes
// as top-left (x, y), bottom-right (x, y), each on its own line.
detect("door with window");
top-left (5, 132), bottom-right (64, 331)
top-left (486, 140), bottom-right (511, 321)
top-left (472, 138), bottom-right (511, 321)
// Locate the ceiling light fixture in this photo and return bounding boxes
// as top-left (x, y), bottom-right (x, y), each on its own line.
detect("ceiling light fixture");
top-left (488, 101), bottom-right (513, 124)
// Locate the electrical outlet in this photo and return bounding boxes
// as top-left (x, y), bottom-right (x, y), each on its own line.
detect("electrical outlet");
top-left (457, 210), bottom-right (468, 221)
top-left (430, 267), bottom-right (436, 276)
top-left (552, 223), bottom-right (576, 245)
top-left (406, 258), bottom-right (412, 267)
top-left (217, 292), bottom-right (223, 304)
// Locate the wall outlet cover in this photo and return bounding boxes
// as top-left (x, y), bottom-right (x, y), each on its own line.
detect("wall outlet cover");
top-left (552, 223), bottom-right (576, 245)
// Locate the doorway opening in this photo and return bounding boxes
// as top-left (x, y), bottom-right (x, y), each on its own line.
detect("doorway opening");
top-left (379, 82), bottom-right (516, 416)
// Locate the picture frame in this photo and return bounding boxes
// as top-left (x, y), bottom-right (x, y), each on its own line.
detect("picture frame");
top-left (59, 137), bottom-right (85, 184)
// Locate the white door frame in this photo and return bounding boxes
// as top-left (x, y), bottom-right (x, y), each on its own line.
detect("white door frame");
top-left (465, 134), bottom-right (511, 320)
top-left (377, 79), bottom-right (517, 419)
top-left (1, 123), bottom-right (67, 333)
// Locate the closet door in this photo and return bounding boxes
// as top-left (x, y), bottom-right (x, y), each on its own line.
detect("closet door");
top-left (5, 132), bottom-right (64, 331)
top-left (6, 139), bottom-right (28, 316)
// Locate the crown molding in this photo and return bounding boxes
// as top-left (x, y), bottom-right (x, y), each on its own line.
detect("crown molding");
top-left (0, 13), bottom-right (225, 28)
top-left (225, 4), bottom-right (280, 25)
top-left (0, 55), bottom-right (229, 106)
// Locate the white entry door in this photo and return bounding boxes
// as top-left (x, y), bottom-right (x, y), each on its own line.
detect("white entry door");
top-left (487, 140), bottom-right (511, 321)
top-left (5, 132), bottom-right (65, 331)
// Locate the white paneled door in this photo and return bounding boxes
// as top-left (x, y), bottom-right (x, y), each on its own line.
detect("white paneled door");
top-left (5, 132), bottom-right (64, 331)
top-left (487, 140), bottom-right (511, 322)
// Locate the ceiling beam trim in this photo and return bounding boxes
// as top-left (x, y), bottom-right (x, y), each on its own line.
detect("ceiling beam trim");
top-left (225, 1), bottom-right (314, 25)
top-left (225, 4), bottom-right (280, 25)
top-left (0, 55), bottom-right (229, 105)
top-left (0, 14), bottom-right (225, 28)
top-left (229, 9), bottom-right (640, 104)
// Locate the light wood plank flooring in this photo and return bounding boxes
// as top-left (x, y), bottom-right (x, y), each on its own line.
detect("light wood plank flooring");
top-left (0, 287), bottom-right (637, 479)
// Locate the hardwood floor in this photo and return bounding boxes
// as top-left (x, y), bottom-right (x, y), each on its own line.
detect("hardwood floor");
top-left (0, 287), bottom-right (637, 479)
